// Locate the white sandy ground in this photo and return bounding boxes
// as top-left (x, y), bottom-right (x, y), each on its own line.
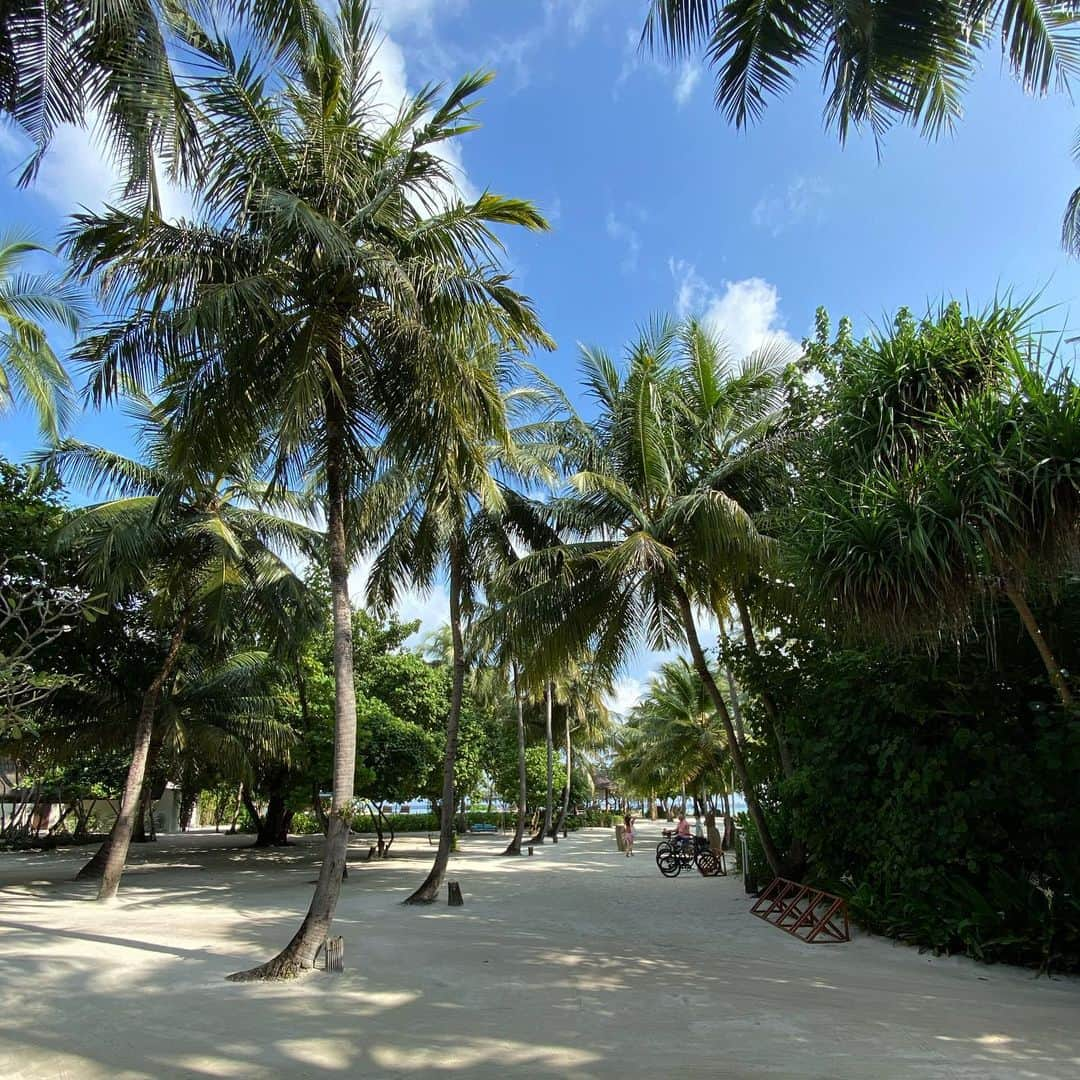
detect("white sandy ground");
top-left (0, 822), bottom-right (1077, 1080)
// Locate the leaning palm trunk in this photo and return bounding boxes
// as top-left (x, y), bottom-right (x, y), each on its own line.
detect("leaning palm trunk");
top-left (229, 408), bottom-right (358, 979)
top-left (406, 542), bottom-right (467, 903)
top-left (552, 712), bottom-right (571, 836)
top-left (94, 613), bottom-right (189, 900)
top-left (1004, 580), bottom-right (1074, 707)
top-left (503, 664), bottom-right (527, 855)
top-left (531, 683), bottom-right (554, 844)
top-left (675, 586), bottom-right (786, 877)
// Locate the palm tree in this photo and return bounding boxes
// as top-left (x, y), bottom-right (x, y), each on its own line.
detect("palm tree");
top-left (63, 0), bottom-right (549, 975)
top-left (622, 658), bottom-right (730, 848)
top-left (44, 405), bottom-right (316, 900)
top-left (501, 317), bottom-right (798, 876)
top-left (360, 338), bottom-right (553, 903)
top-left (548, 659), bottom-right (612, 837)
top-left (0, 233), bottom-right (84, 440)
top-left (0, 0), bottom-right (326, 203)
top-left (642, 1), bottom-right (1080, 145)
top-left (158, 649), bottom-right (298, 810)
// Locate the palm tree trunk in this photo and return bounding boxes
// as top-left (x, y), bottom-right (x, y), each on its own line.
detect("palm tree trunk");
top-left (532, 683), bottom-right (554, 843)
top-left (94, 612), bottom-right (189, 900)
top-left (1004, 580), bottom-right (1074, 706)
top-left (732, 592), bottom-right (795, 778)
top-left (503, 663), bottom-right (527, 855)
top-left (228, 403), bottom-right (357, 978)
top-left (675, 585), bottom-right (786, 878)
top-left (406, 538), bottom-right (467, 903)
top-left (553, 713), bottom-right (571, 836)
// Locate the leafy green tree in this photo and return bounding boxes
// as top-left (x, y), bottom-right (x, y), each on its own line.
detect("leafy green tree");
top-left (792, 302), bottom-right (1080, 706)
top-left (492, 738), bottom-right (566, 818)
top-left (501, 317), bottom-right (796, 875)
top-left (46, 406), bottom-right (315, 900)
top-left (0, 234), bottom-right (84, 439)
top-left (354, 696), bottom-right (439, 855)
top-left (65, 0), bottom-right (549, 974)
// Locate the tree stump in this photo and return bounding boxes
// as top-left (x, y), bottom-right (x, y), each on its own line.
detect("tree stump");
top-left (614, 823), bottom-right (626, 851)
top-left (447, 881), bottom-right (464, 906)
top-left (528, 845), bottom-right (534, 856)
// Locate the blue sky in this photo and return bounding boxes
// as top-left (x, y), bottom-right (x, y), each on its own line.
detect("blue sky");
top-left (2, 0), bottom-right (1079, 712)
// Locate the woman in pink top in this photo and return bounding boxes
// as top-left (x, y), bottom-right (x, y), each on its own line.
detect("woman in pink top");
top-left (623, 813), bottom-right (635, 857)
top-left (673, 811), bottom-right (691, 851)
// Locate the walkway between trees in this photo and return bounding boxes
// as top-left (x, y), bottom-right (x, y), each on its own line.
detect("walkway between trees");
top-left (0, 821), bottom-right (1076, 1077)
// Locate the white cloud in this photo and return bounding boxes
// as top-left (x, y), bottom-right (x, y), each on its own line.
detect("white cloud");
top-left (373, 0), bottom-right (468, 34)
top-left (752, 175), bottom-right (830, 236)
top-left (669, 259), bottom-right (799, 359)
top-left (605, 210), bottom-right (641, 273)
top-left (615, 23), bottom-right (701, 105)
top-left (673, 64), bottom-right (700, 107)
top-left (605, 677), bottom-right (643, 718)
top-left (0, 113), bottom-right (195, 220)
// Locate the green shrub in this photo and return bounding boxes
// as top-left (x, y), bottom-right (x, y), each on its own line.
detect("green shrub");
top-left (290, 810), bottom-right (323, 835)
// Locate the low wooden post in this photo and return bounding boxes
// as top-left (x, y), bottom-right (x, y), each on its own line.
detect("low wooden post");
top-left (528, 845), bottom-right (534, 856)
top-left (323, 936), bottom-right (344, 972)
top-left (614, 823), bottom-right (626, 852)
top-left (447, 881), bottom-right (464, 906)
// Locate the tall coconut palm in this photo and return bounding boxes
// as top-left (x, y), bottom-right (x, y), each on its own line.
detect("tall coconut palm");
top-left (359, 339), bottom-right (554, 903)
top-left (500, 317), bottom-right (798, 876)
top-left (63, 0), bottom-right (549, 975)
top-left (0, 233), bottom-right (84, 440)
top-left (44, 406), bottom-right (316, 900)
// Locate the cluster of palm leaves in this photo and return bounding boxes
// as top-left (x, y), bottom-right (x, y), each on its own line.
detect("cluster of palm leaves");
top-left (793, 301), bottom-right (1080, 707)
top-left (642, 1), bottom-right (1080, 250)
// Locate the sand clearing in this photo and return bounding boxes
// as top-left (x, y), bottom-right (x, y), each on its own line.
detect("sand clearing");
top-left (0, 820), bottom-right (1077, 1079)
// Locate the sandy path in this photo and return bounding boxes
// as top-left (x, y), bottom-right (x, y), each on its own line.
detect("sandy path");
top-left (0, 820), bottom-right (1076, 1079)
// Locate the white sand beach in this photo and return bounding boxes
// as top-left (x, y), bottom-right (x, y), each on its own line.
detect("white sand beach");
top-left (1, 820), bottom-right (1077, 1079)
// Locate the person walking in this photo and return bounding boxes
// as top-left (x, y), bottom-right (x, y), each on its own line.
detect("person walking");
top-left (623, 813), bottom-right (635, 857)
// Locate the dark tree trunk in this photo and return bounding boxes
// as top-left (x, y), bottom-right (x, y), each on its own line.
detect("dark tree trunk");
top-left (406, 538), bottom-right (467, 904)
top-left (531, 682), bottom-right (554, 844)
top-left (367, 800), bottom-right (385, 856)
top-left (131, 782), bottom-right (151, 843)
top-left (253, 793), bottom-right (291, 847)
top-left (552, 711), bottom-right (571, 836)
top-left (1004, 580), bottom-right (1074, 706)
top-left (503, 664), bottom-right (527, 855)
top-left (179, 789), bottom-right (197, 832)
top-left (675, 584), bottom-right (787, 878)
top-left (95, 613), bottom-right (189, 900)
top-left (229, 399), bottom-right (357, 979)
